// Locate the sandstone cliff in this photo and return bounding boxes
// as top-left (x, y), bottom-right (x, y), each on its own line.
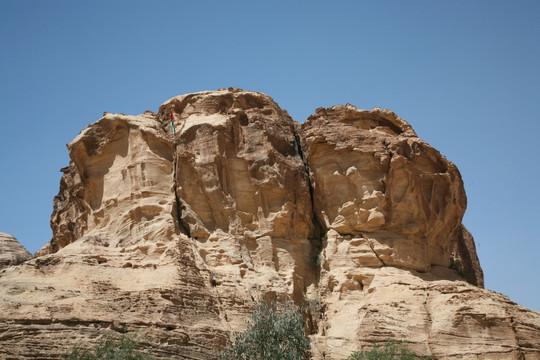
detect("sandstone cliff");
top-left (0, 89), bottom-right (538, 359)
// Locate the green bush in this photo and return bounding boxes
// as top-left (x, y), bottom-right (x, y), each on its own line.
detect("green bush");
top-left (64, 334), bottom-right (153, 360)
top-left (221, 299), bottom-right (311, 360)
top-left (344, 340), bottom-right (433, 360)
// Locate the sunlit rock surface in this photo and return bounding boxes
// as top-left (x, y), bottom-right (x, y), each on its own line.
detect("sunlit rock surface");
top-left (0, 89), bottom-right (538, 359)
top-left (0, 233), bottom-right (32, 269)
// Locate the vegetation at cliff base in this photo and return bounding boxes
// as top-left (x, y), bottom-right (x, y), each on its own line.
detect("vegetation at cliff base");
top-left (220, 299), bottom-right (311, 360)
top-left (344, 340), bottom-right (433, 360)
top-left (64, 334), bottom-right (153, 360)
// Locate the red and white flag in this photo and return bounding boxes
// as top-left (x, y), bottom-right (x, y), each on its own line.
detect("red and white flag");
top-left (170, 112), bottom-right (176, 135)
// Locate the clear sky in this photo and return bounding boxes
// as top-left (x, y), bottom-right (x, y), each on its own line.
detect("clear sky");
top-left (1, 1), bottom-right (538, 312)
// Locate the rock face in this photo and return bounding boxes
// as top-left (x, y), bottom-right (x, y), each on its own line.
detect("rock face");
top-left (40, 111), bottom-right (177, 256)
top-left (300, 106), bottom-right (479, 274)
top-left (159, 90), bottom-right (318, 308)
top-left (0, 233), bottom-right (32, 269)
top-left (0, 89), bottom-right (538, 359)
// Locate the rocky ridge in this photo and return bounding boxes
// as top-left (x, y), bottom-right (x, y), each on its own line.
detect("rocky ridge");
top-left (0, 233), bottom-right (32, 270)
top-left (0, 88), bottom-right (538, 359)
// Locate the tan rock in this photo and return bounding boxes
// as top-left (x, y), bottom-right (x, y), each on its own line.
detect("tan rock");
top-left (43, 111), bottom-right (177, 254)
top-left (157, 89), bottom-right (318, 325)
top-left (0, 90), bottom-right (538, 359)
top-left (0, 237), bottom-right (231, 359)
top-left (300, 105), bottom-right (468, 272)
top-left (0, 233), bottom-right (32, 269)
top-left (1, 110), bottom-right (230, 359)
top-left (311, 265), bottom-right (540, 359)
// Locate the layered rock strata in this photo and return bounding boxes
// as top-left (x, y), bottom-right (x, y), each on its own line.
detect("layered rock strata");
top-left (0, 89), bottom-right (538, 359)
top-left (0, 233), bottom-right (32, 269)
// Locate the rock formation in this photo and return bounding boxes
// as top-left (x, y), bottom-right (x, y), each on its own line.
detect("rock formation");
top-left (0, 89), bottom-right (538, 359)
top-left (0, 233), bottom-right (32, 269)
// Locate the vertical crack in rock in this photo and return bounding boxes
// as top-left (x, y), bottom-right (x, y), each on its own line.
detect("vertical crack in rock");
top-left (423, 290), bottom-right (434, 357)
top-left (162, 111), bottom-right (234, 341)
top-left (172, 137), bottom-right (191, 237)
top-left (293, 124), bottom-right (324, 241)
top-left (381, 139), bottom-right (393, 194)
top-left (156, 110), bottom-right (190, 237)
top-left (293, 124), bottom-right (324, 288)
top-left (293, 123), bottom-right (327, 336)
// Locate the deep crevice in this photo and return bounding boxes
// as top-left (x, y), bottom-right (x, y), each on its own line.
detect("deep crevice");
top-left (292, 124), bottom-right (324, 254)
top-left (292, 124), bottom-right (326, 341)
top-left (382, 139), bottom-right (394, 171)
top-left (161, 112), bottom-right (235, 342)
top-left (172, 139), bottom-right (191, 237)
top-left (174, 193), bottom-right (190, 237)
top-left (292, 124), bottom-right (324, 238)
top-left (159, 110), bottom-right (191, 238)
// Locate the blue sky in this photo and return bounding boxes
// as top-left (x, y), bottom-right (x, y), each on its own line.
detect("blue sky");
top-left (1, 1), bottom-right (538, 311)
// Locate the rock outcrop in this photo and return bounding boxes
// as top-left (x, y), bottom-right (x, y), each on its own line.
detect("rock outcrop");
top-left (159, 90), bottom-right (318, 309)
top-left (0, 233), bottom-right (32, 269)
top-left (0, 89), bottom-right (538, 359)
top-left (300, 105), bottom-right (478, 273)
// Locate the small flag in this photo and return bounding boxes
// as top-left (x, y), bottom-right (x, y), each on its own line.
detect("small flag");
top-left (170, 112), bottom-right (176, 135)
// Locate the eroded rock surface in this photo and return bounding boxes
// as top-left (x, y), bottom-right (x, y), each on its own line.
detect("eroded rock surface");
top-left (300, 105), bottom-right (469, 272)
top-left (0, 233), bottom-right (32, 269)
top-left (40, 111), bottom-right (176, 255)
top-left (310, 266), bottom-right (540, 360)
top-left (0, 89), bottom-right (538, 359)
top-left (158, 90), bottom-right (318, 311)
top-left (2, 111), bottom-right (228, 359)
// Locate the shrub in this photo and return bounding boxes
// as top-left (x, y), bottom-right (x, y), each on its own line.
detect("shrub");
top-left (221, 299), bottom-right (311, 360)
top-left (64, 334), bottom-right (153, 360)
top-left (344, 340), bottom-right (433, 360)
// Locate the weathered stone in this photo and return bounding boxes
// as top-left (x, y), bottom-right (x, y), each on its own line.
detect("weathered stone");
top-left (157, 89), bottom-right (318, 311)
top-left (0, 89), bottom-right (538, 360)
top-left (451, 224), bottom-right (484, 287)
top-left (1, 110), bottom-right (228, 359)
top-left (43, 111), bottom-right (177, 254)
top-left (311, 266), bottom-right (540, 360)
top-left (0, 233), bottom-right (32, 269)
top-left (300, 105), bottom-right (467, 273)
